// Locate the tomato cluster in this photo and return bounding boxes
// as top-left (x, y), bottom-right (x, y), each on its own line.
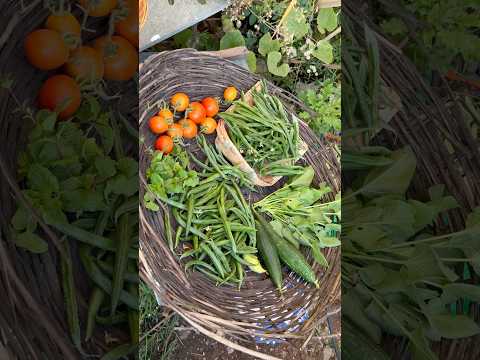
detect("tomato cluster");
top-left (25, 0), bottom-right (138, 120)
top-left (148, 87), bottom-right (238, 154)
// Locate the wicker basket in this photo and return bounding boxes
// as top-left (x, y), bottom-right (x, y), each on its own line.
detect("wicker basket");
top-left (139, 49), bottom-right (341, 359)
top-left (344, 1), bottom-right (480, 359)
top-left (0, 1), bottom-right (137, 358)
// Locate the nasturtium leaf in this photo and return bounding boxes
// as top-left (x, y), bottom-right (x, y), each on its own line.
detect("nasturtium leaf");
top-left (28, 164), bottom-right (59, 194)
top-left (15, 231), bottom-right (48, 254)
top-left (95, 156), bottom-right (116, 179)
top-left (220, 30), bottom-right (245, 50)
top-left (246, 51), bottom-right (257, 73)
top-left (267, 51), bottom-right (290, 77)
top-left (283, 8), bottom-right (309, 39)
top-left (258, 33), bottom-right (281, 56)
top-left (312, 40), bottom-right (334, 64)
top-left (316, 8), bottom-right (337, 34)
top-left (427, 314), bottom-right (480, 339)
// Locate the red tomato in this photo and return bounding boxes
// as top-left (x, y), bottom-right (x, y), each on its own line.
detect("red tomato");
top-left (149, 115), bottom-right (169, 134)
top-left (114, 0), bottom-right (138, 47)
top-left (201, 97), bottom-right (219, 117)
top-left (38, 75), bottom-right (81, 120)
top-left (65, 46), bottom-right (104, 81)
top-left (79, 0), bottom-right (118, 17)
top-left (200, 117), bottom-right (217, 134)
top-left (170, 93), bottom-right (189, 112)
top-left (45, 12), bottom-right (81, 49)
top-left (155, 135), bottom-right (174, 154)
top-left (24, 29), bottom-right (69, 70)
top-left (179, 119), bottom-right (198, 139)
top-left (187, 102), bottom-right (206, 124)
top-left (93, 35), bottom-right (138, 81)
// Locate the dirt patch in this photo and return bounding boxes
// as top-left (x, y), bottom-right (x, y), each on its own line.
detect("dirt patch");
top-left (165, 313), bottom-right (340, 360)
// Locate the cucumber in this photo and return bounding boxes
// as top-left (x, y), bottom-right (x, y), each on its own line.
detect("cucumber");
top-left (343, 319), bottom-right (390, 360)
top-left (256, 220), bottom-right (283, 291)
top-left (254, 210), bottom-right (318, 287)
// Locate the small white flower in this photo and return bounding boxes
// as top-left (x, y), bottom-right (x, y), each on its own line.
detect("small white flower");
top-left (236, 20), bottom-right (242, 28)
top-left (307, 69), bottom-right (311, 74)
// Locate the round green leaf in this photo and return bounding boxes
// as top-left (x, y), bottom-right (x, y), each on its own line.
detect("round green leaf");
top-left (317, 8), bottom-right (338, 34)
top-left (246, 51), bottom-right (257, 73)
top-left (267, 52), bottom-right (290, 77)
top-left (312, 40), bottom-right (334, 64)
top-left (283, 8), bottom-right (309, 39)
top-left (220, 30), bottom-right (245, 50)
top-left (258, 33), bottom-right (281, 57)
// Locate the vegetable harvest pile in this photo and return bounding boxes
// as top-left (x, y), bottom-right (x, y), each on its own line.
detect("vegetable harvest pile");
top-left (7, 1), bottom-right (139, 358)
top-left (143, 84), bottom-right (341, 291)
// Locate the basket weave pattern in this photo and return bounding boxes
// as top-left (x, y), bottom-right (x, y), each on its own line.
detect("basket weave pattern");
top-left (139, 49), bottom-right (341, 356)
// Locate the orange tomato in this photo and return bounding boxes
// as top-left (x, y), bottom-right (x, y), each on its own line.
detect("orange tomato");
top-left (224, 86), bottom-right (238, 102)
top-left (24, 29), bottom-right (69, 70)
top-left (45, 12), bottom-right (81, 49)
top-left (155, 135), bottom-right (174, 154)
top-left (179, 119), bottom-right (198, 139)
top-left (158, 108), bottom-right (173, 121)
top-left (65, 46), bottom-right (104, 81)
top-left (201, 97), bottom-right (219, 117)
top-left (149, 115), bottom-right (169, 134)
top-left (114, 0), bottom-right (138, 47)
top-left (187, 102), bottom-right (206, 124)
top-left (38, 75), bottom-right (81, 120)
top-left (93, 35), bottom-right (138, 81)
top-left (79, 0), bottom-right (118, 17)
top-left (167, 123), bottom-right (183, 139)
top-left (200, 117), bottom-right (217, 134)
top-left (170, 93), bottom-right (189, 112)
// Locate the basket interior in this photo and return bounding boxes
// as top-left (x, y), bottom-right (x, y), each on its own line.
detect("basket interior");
top-left (139, 49), bottom-right (341, 337)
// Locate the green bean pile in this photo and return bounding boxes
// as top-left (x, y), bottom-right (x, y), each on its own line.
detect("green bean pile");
top-left (220, 82), bottom-right (302, 177)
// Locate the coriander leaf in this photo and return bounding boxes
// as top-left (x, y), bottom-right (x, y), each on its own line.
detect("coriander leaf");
top-left (15, 231), bottom-right (48, 253)
top-left (95, 156), bottom-right (117, 179)
top-left (28, 164), bottom-right (59, 194)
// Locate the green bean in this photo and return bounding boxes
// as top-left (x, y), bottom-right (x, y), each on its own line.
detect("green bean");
top-left (209, 240), bottom-right (231, 273)
top-left (111, 214), bottom-right (132, 315)
top-left (195, 185), bottom-right (221, 206)
top-left (200, 242), bottom-right (225, 278)
top-left (86, 287), bottom-right (105, 341)
top-left (185, 196), bottom-right (194, 239)
top-left (180, 247), bottom-right (199, 259)
top-left (61, 242), bottom-right (83, 353)
top-left (185, 259), bottom-right (216, 273)
top-left (79, 245), bottom-right (138, 310)
top-left (127, 282), bottom-right (139, 345)
top-left (217, 188), bottom-right (236, 254)
top-left (175, 226), bottom-right (183, 248)
top-left (197, 267), bottom-right (225, 284)
top-left (96, 259), bottom-right (139, 283)
top-left (230, 252), bottom-right (251, 266)
top-left (172, 209), bottom-right (207, 240)
top-left (189, 152), bottom-right (212, 172)
top-left (114, 196), bottom-right (137, 223)
top-left (193, 235), bottom-right (199, 251)
top-left (52, 222), bottom-right (137, 258)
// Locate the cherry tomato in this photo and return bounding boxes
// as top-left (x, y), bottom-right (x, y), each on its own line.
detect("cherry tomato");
top-left (167, 123), bottom-right (183, 139)
top-left (149, 115), bottom-right (169, 134)
top-left (24, 29), bottom-right (69, 70)
top-left (158, 108), bottom-right (173, 121)
top-left (179, 119), bottom-right (198, 139)
top-left (45, 12), bottom-right (81, 49)
top-left (114, 0), bottom-right (138, 48)
top-left (201, 97), bottom-right (219, 117)
top-left (170, 93), bottom-right (189, 112)
top-left (79, 0), bottom-right (118, 17)
top-left (187, 102), bottom-right (206, 124)
top-left (224, 86), bottom-right (238, 102)
top-left (155, 135), bottom-right (174, 154)
top-left (200, 117), bottom-right (217, 135)
top-left (38, 75), bottom-right (81, 120)
top-left (65, 46), bottom-right (104, 82)
top-left (93, 35), bottom-right (138, 81)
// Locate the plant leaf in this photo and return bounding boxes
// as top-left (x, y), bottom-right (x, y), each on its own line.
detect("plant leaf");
top-left (246, 51), bottom-right (257, 73)
top-left (266, 51), bottom-right (290, 77)
top-left (258, 33), bottom-right (281, 56)
top-left (427, 314), bottom-right (480, 339)
top-left (312, 40), bottom-right (334, 64)
top-left (317, 8), bottom-right (337, 34)
top-left (220, 30), bottom-right (245, 50)
top-left (15, 231), bottom-right (48, 253)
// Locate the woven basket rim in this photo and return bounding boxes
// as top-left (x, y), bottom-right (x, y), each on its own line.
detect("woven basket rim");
top-left (138, 49), bottom-right (341, 356)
